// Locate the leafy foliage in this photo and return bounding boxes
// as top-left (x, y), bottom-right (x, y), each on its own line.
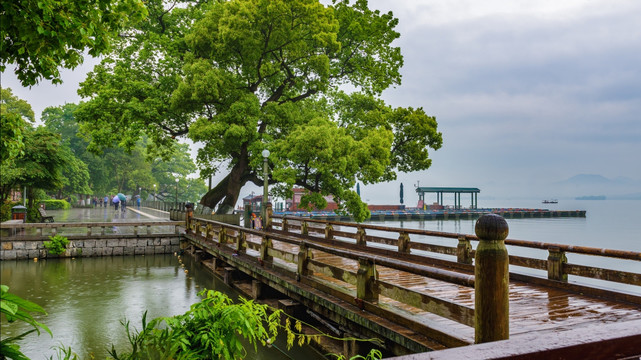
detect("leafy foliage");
top-left (0, 285), bottom-right (51, 360)
top-left (43, 235), bottom-right (70, 255)
top-left (109, 289), bottom-right (382, 360)
top-left (41, 103), bottom-right (207, 201)
top-left (41, 200), bottom-right (71, 210)
top-left (110, 290), bottom-right (299, 359)
top-left (0, 88), bottom-right (35, 202)
top-left (0, 0), bottom-right (147, 85)
top-left (76, 0), bottom-right (443, 221)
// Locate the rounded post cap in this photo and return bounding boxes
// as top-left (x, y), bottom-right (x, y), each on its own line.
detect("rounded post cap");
top-left (475, 214), bottom-right (509, 241)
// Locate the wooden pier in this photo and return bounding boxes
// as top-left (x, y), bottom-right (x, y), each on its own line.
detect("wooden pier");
top-left (180, 213), bottom-right (640, 358)
top-left (278, 208), bottom-right (587, 222)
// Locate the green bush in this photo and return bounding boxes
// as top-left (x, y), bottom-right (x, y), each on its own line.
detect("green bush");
top-left (27, 206), bottom-right (41, 222)
top-left (0, 201), bottom-right (17, 222)
top-left (43, 235), bottom-right (70, 255)
top-left (41, 199), bottom-right (71, 210)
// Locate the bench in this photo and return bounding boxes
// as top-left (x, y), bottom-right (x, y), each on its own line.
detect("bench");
top-left (38, 208), bottom-right (54, 223)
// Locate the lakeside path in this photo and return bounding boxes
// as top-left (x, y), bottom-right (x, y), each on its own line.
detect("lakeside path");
top-left (44, 206), bottom-right (171, 222)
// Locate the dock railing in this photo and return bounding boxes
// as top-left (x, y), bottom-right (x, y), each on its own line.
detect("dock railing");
top-left (183, 213), bottom-right (640, 347)
top-left (271, 215), bottom-right (641, 304)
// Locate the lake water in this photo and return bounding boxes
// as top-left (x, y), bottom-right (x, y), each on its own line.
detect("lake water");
top-left (2, 200), bottom-right (639, 358)
top-left (1, 255), bottom-right (325, 360)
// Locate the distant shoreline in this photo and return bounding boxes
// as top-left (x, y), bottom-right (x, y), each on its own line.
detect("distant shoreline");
top-left (576, 195), bottom-right (606, 200)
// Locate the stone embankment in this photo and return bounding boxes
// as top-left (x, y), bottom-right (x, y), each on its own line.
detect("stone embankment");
top-left (1, 236), bottom-right (182, 260)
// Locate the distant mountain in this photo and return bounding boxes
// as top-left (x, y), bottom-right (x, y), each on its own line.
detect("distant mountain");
top-left (556, 174), bottom-right (613, 186)
top-left (609, 192), bottom-right (641, 200)
top-left (550, 174), bottom-right (641, 198)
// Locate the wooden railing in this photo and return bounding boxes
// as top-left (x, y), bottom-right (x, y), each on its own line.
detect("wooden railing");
top-left (0, 221), bottom-right (183, 239)
top-left (185, 215), bottom-right (479, 346)
top-left (184, 212), bottom-right (641, 346)
top-left (272, 216), bottom-right (641, 302)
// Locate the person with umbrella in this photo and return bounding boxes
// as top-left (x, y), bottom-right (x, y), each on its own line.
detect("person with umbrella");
top-left (112, 194), bottom-right (120, 210)
top-left (117, 193), bottom-right (127, 211)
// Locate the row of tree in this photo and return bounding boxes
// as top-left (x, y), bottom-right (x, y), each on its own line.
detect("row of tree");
top-left (1, 87), bottom-right (207, 220)
top-left (2, 0), bottom-right (444, 222)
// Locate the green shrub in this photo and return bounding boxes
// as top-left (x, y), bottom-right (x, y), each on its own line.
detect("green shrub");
top-left (27, 206), bottom-right (41, 223)
top-left (41, 199), bottom-right (71, 210)
top-left (0, 201), bottom-right (17, 222)
top-left (43, 235), bottom-right (70, 255)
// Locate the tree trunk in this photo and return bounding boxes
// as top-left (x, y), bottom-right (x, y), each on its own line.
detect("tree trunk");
top-left (200, 149), bottom-right (252, 214)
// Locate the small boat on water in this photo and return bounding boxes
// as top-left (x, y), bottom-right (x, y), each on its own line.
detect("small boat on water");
top-left (542, 199), bottom-right (558, 204)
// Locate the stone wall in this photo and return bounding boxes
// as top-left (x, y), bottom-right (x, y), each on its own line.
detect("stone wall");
top-left (0, 235), bottom-right (183, 260)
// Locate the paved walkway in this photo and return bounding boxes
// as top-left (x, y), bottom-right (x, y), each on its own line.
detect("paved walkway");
top-left (44, 206), bottom-right (170, 223)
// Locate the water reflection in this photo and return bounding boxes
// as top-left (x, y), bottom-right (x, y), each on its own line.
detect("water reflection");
top-left (1, 255), bottom-right (325, 359)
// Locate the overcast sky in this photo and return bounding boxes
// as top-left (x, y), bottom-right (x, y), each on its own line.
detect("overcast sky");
top-left (3, 0), bottom-right (640, 205)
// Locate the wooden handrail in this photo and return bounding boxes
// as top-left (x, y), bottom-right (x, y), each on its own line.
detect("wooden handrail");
top-left (273, 215), bottom-right (640, 260)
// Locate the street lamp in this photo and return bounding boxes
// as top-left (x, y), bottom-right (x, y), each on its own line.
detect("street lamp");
top-left (175, 178), bottom-right (179, 206)
top-left (153, 184), bottom-right (157, 206)
top-left (262, 149), bottom-right (270, 220)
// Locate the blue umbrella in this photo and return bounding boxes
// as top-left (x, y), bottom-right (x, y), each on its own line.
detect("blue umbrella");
top-left (117, 193), bottom-right (126, 201)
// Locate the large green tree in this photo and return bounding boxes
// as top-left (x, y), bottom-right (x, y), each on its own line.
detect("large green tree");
top-left (42, 103), bottom-right (205, 199)
top-left (1, 88), bottom-right (34, 170)
top-left (1, 0), bottom-right (147, 85)
top-left (77, 0), bottom-right (443, 221)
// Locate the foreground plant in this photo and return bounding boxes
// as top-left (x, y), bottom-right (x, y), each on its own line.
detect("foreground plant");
top-left (0, 285), bottom-right (51, 360)
top-left (43, 235), bottom-right (70, 256)
top-left (109, 289), bottom-right (382, 360)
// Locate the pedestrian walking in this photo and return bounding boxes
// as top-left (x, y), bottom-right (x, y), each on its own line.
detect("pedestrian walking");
top-left (112, 195), bottom-right (120, 211)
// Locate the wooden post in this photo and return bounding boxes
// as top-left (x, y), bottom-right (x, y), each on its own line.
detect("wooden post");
top-left (398, 232), bottom-right (410, 253)
top-left (265, 203), bottom-right (272, 230)
top-left (185, 203), bottom-right (194, 234)
top-left (474, 213), bottom-right (510, 344)
top-left (301, 221), bottom-right (309, 235)
top-left (260, 235), bottom-right (272, 264)
top-left (206, 224), bottom-right (213, 242)
top-left (457, 235), bottom-right (473, 264)
top-left (219, 227), bottom-right (227, 245)
top-left (297, 242), bottom-right (311, 280)
top-left (356, 226), bottom-right (366, 246)
top-left (133, 225), bottom-right (138, 236)
top-left (356, 257), bottom-right (378, 304)
top-left (87, 227), bottom-right (92, 237)
top-left (282, 217), bottom-right (289, 232)
top-left (236, 231), bottom-right (246, 254)
top-left (146, 225), bottom-right (151, 235)
top-left (325, 223), bottom-right (334, 240)
top-left (547, 246), bottom-right (568, 282)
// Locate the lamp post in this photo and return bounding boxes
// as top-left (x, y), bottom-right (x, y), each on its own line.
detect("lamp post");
top-left (262, 149), bottom-right (270, 220)
top-left (175, 178), bottom-right (179, 207)
top-left (153, 184), bottom-right (156, 207)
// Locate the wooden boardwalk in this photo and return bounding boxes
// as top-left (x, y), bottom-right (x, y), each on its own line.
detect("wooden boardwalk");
top-left (182, 214), bottom-right (641, 357)
top-left (254, 229), bottom-right (641, 345)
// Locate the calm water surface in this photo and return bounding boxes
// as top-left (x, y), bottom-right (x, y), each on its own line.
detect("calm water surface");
top-left (1, 255), bottom-right (324, 360)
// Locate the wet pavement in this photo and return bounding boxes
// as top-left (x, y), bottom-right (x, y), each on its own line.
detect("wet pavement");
top-left (45, 206), bottom-right (171, 223)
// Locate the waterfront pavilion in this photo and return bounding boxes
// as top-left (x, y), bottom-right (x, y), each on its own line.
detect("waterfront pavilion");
top-left (416, 187), bottom-right (480, 209)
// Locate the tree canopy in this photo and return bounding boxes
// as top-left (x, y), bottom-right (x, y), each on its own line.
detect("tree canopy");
top-left (0, 0), bottom-right (147, 85)
top-left (77, 0), bottom-right (443, 221)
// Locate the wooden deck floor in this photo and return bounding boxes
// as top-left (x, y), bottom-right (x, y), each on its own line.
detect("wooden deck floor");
top-left (246, 233), bottom-right (641, 346)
